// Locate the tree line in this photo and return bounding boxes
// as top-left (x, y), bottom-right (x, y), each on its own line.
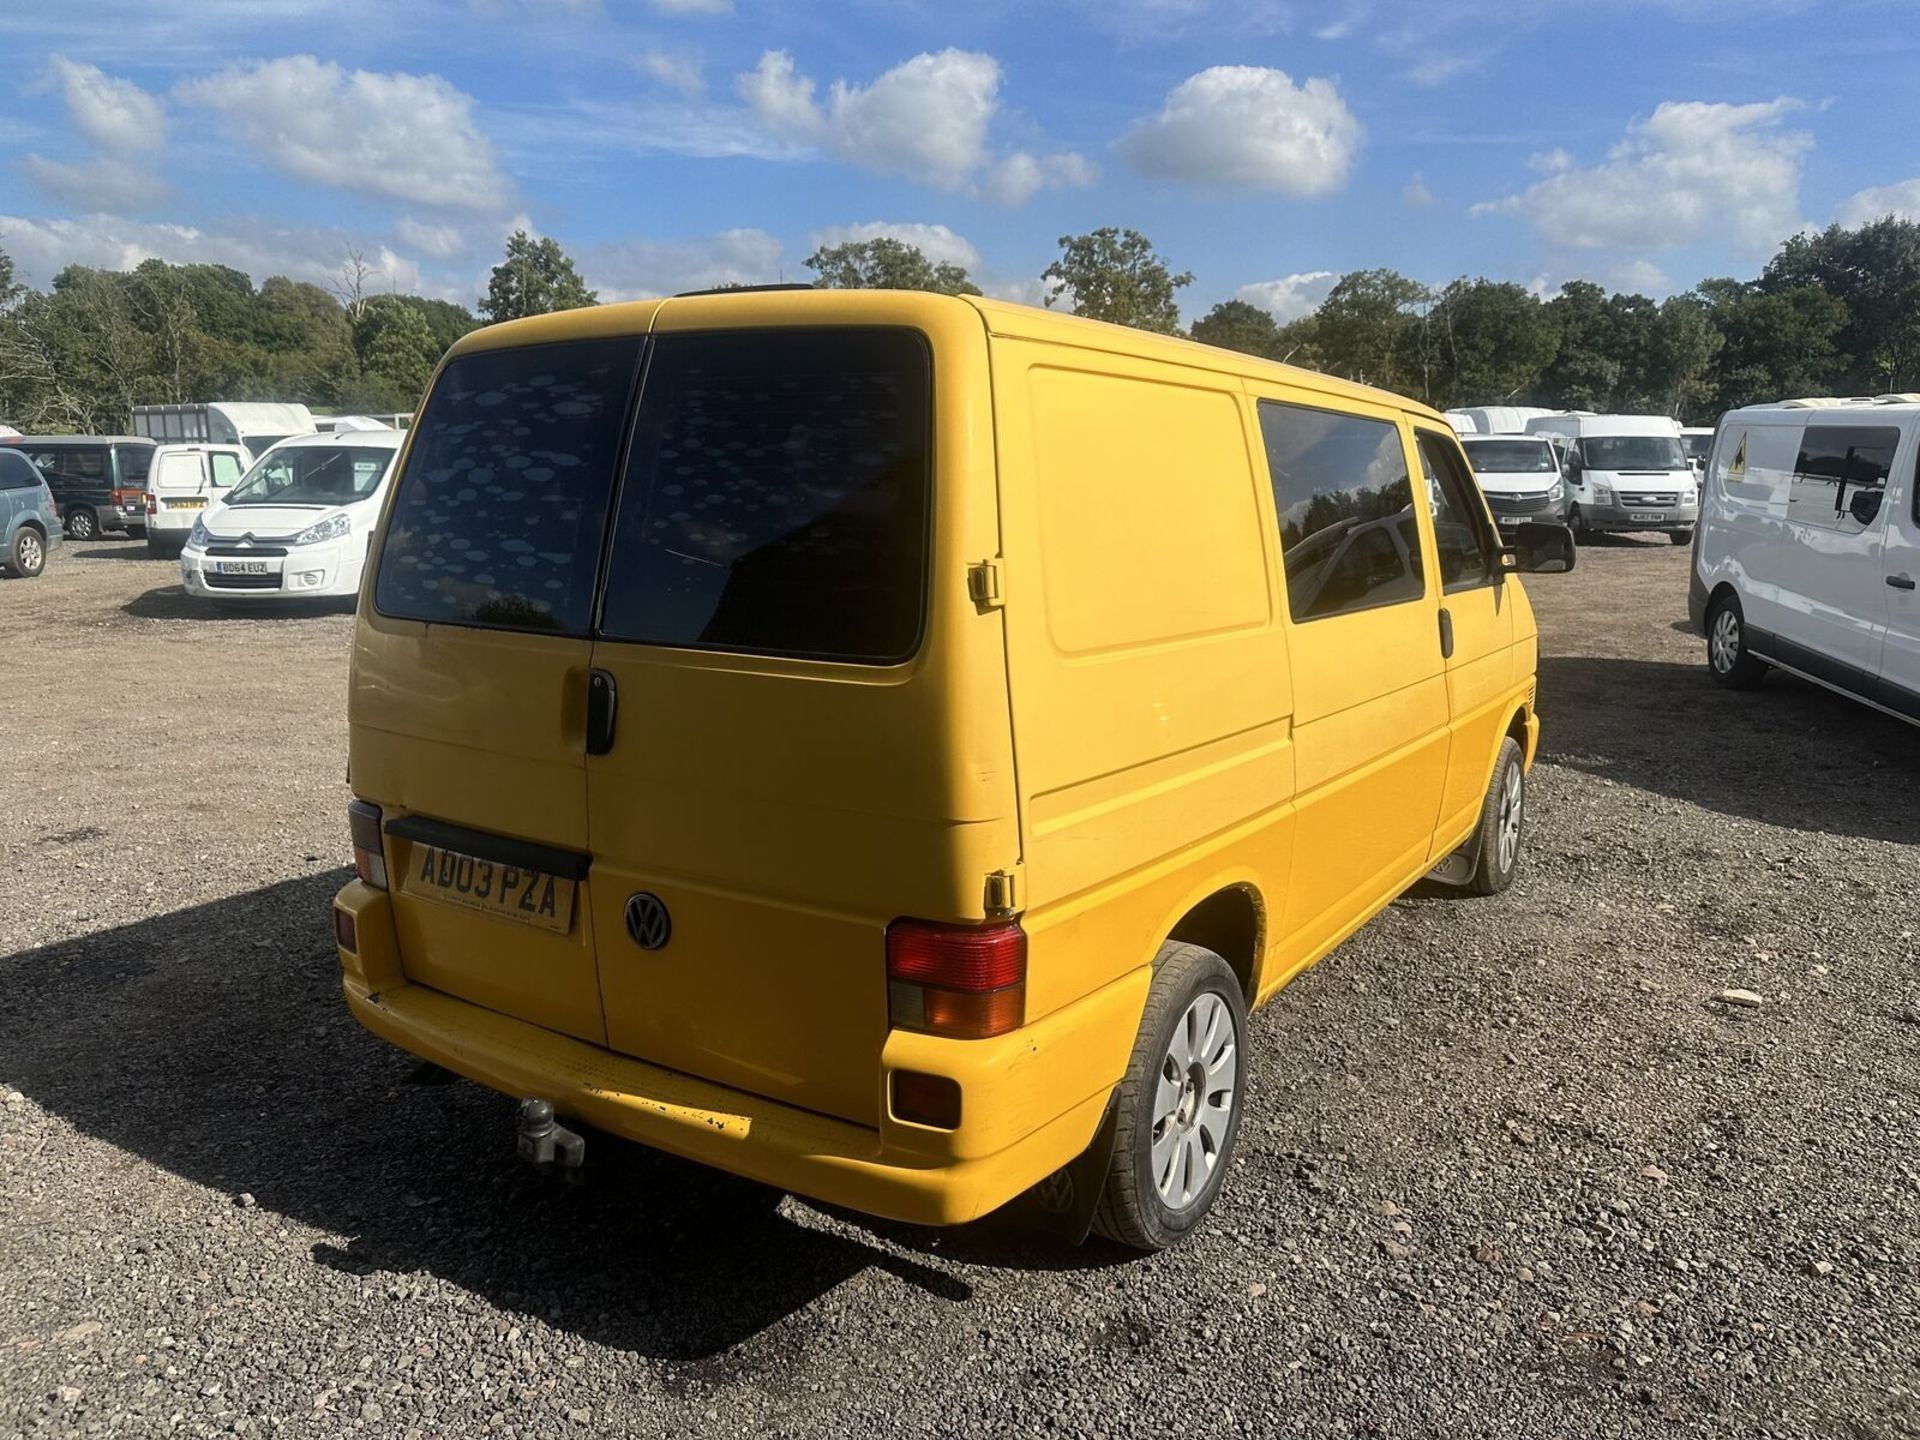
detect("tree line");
top-left (4, 217), bottom-right (1917, 434)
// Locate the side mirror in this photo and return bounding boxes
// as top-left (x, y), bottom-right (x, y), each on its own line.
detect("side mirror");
top-left (1848, 489), bottom-right (1883, 526)
top-left (1503, 520), bottom-right (1577, 575)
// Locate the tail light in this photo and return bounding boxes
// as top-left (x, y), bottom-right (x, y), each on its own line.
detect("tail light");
top-left (145, 493), bottom-right (157, 515)
top-left (348, 800), bottom-right (387, 888)
top-left (886, 919), bottom-right (1025, 1040)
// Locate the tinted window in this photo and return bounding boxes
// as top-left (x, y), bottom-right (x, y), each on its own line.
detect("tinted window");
top-left (1579, 435), bottom-right (1687, 471)
top-left (1463, 439), bottom-right (1557, 474)
top-left (599, 329), bottom-right (931, 663)
top-left (376, 337), bottom-right (642, 635)
top-left (28, 445), bottom-right (110, 486)
top-left (1417, 431), bottom-right (1495, 591)
top-left (0, 452), bottom-right (41, 489)
top-left (115, 444), bottom-right (153, 486)
top-left (1259, 401), bottom-right (1424, 622)
top-left (1791, 424), bottom-right (1898, 532)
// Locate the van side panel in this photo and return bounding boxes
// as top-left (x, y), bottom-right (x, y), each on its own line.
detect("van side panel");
top-left (991, 337), bottom-right (1296, 1018)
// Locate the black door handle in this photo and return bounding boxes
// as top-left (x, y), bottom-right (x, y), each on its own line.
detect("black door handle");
top-left (1438, 607), bottom-right (1455, 659)
top-left (1889, 573), bottom-right (1916, 591)
top-left (585, 669), bottom-right (618, 755)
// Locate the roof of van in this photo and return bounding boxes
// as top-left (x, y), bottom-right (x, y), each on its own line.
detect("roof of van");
top-left (7, 434), bottom-right (153, 445)
top-left (1750, 395), bottom-right (1920, 412)
top-left (265, 428), bottom-right (406, 449)
top-left (1526, 413), bottom-right (1681, 433)
top-left (441, 290), bottom-right (1448, 426)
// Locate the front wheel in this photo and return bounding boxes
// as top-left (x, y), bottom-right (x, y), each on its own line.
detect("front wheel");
top-left (1092, 942), bottom-right (1247, 1251)
top-left (64, 507), bottom-right (98, 541)
top-left (1669, 528), bottom-right (1693, 546)
top-left (1706, 592), bottom-right (1768, 690)
top-left (1468, 737), bottom-right (1526, 895)
top-left (6, 527), bottom-right (47, 578)
top-left (1568, 506), bottom-right (1589, 544)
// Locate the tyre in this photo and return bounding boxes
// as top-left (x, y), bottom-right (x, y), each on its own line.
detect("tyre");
top-left (1092, 942), bottom-right (1247, 1251)
top-left (65, 506), bottom-right (98, 541)
top-left (147, 534), bottom-right (182, 560)
top-left (128, 525), bottom-right (147, 540)
top-left (1467, 736), bottom-right (1526, 896)
top-left (5, 526), bottom-right (47, 578)
top-left (1706, 591), bottom-right (1768, 690)
top-left (1669, 528), bottom-right (1693, 546)
top-left (1568, 506), bottom-right (1589, 544)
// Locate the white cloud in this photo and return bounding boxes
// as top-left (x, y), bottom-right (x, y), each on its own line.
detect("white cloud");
top-left (579, 227), bottom-right (782, 301)
top-left (735, 48), bottom-right (1081, 203)
top-left (1610, 258), bottom-right (1672, 295)
top-left (804, 221), bottom-right (981, 271)
top-left (1836, 179), bottom-right (1920, 227)
top-left (0, 212), bottom-right (425, 295)
top-left (1234, 271), bottom-right (1339, 323)
top-left (46, 55), bottom-right (164, 153)
top-left (1402, 172), bottom-right (1436, 208)
top-left (1406, 54), bottom-right (1472, 87)
top-left (1117, 67), bottom-right (1362, 195)
top-left (395, 216), bottom-right (467, 259)
top-left (1473, 98), bottom-right (1809, 253)
top-left (651, 0), bottom-right (730, 12)
top-left (178, 56), bottom-right (510, 211)
top-left (981, 275), bottom-right (1060, 309)
top-left (983, 150), bottom-right (1098, 206)
top-left (637, 49), bottom-right (703, 98)
top-left (22, 154), bottom-right (169, 213)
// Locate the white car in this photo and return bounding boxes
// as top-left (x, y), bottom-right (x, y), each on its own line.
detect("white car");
top-left (1460, 433), bottom-right (1572, 533)
top-left (181, 430), bottom-right (404, 602)
top-left (1525, 412), bottom-right (1697, 543)
top-left (144, 442), bottom-right (252, 558)
top-left (1690, 398), bottom-right (1920, 723)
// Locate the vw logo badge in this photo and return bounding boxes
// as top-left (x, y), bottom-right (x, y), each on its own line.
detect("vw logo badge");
top-left (625, 892), bottom-right (671, 951)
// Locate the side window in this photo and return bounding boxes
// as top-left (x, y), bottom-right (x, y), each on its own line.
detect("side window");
top-left (1258, 400), bottom-right (1424, 622)
top-left (115, 445), bottom-right (152, 488)
top-left (210, 452), bottom-right (243, 488)
top-left (0, 452), bottom-right (38, 489)
top-left (1791, 425), bottom-right (1898, 532)
top-left (1415, 430), bottom-right (1495, 591)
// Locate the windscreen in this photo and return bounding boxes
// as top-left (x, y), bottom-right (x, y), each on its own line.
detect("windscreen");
top-left (1463, 439), bottom-right (1556, 474)
top-left (224, 446), bottom-right (393, 507)
top-left (1580, 435), bottom-right (1687, 471)
top-left (1683, 433), bottom-right (1713, 463)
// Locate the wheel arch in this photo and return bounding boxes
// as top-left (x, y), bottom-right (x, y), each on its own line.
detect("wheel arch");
top-left (1162, 882), bottom-right (1265, 1006)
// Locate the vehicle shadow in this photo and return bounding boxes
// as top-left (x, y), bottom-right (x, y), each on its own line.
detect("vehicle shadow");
top-left (0, 872), bottom-right (989, 1362)
top-left (1536, 654), bottom-right (1920, 843)
top-left (122, 585), bottom-right (357, 621)
top-left (69, 539), bottom-right (165, 560)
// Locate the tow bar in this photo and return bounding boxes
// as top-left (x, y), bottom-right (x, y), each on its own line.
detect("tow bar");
top-left (516, 1099), bottom-right (585, 1180)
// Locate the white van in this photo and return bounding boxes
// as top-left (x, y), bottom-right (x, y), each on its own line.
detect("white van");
top-left (1525, 413), bottom-right (1696, 543)
top-left (1690, 399), bottom-right (1920, 723)
top-left (1443, 410), bottom-right (1481, 437)
top-left (181, 430), bottom-right (404, 602)
top-left (1461, 433), bottom-right (1572, 532)
top-left (1457, 406), bottom-right (1559, 438)
top-left (143, 443), bottom-right (252, 557)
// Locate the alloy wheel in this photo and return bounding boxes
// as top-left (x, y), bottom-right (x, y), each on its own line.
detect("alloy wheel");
top-left (1150, 991), bottom-right (1238, 1209)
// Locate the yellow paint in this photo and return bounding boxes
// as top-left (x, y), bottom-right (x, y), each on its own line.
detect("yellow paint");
top-left (338, 291), bottom-right (1540, 1227)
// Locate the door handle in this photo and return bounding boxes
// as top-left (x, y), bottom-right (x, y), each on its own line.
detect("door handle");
top-left (1438, 607), bottom-right (1455, 659)
top-left (585, 669), bottom-right (618, 756)
top-left (1889, 573), bottom-right (1917, 591)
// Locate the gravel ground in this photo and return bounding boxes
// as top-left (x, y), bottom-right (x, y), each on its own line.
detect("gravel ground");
top-left (3, 535), bottom-right (1918, 1439)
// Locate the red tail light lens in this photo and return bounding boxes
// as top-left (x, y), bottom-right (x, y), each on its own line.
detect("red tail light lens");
top-left (890, 1070), bottom-right (961, 1129)
top-left (145, 493), bottom-right (157, 515)
top-left (333, 906), bottom-right (358, 952)
top-left (887, 919), bottom-right (1025, 1040)
top-left (348, 800), bottom-right (387, 889)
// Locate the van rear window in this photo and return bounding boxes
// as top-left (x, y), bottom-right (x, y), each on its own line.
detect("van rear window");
top-left (598, 329), bottom-right (931, 663)
top-left (375, 337), bottom-right (642, 635)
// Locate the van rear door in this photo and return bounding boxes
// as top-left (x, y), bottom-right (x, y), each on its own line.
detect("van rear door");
top-left (353, 332), bottom-right (647, 1045)
top-left (580, 312), bottom-right (1009, 1127)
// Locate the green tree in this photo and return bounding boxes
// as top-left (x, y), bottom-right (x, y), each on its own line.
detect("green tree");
top-left (1311, 269), bottom-right (1431, 395)
top-left (349, 295), bottom-right (441, 412)
top-left (1423, 279), bottom-right (1559, 408)
top-left (480, 230), bottom-right (597, 324)
top-left (805, 237), bottom-right (981, 295)
top-left (1760, 218), bottom-right (1920, 392)
top-left (1635, 295), bottom-right (1722, 418)
top-left (1697, 278), bottom-right (1848, 412)
top-left (1043, 228), bottom-right (1193, 334)
top-left (1190, 299), bottom-right (1286, 360)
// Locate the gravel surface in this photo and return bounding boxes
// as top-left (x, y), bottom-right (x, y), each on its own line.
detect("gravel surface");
top-left (4, 536), bottom-right (1918, 1439)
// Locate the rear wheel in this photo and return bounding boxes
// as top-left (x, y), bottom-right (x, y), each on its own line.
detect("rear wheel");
top-left (6, 527), bottom-right (46, 578)
top-left (147, 534), bottom-right (182, 560)
top-left (1669, 528), bottom-right (1693, 546)
top-left (64, 507), bottom-right (98, 541)
top-left (1468, 737), bottom-right (1526, 896)
top-left (1092, 943), bottom-right (1247, 1251)
top-left (1706, 591), bottom-right (1768, 690)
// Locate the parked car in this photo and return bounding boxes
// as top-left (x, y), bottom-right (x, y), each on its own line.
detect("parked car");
top-left (1690, 398), bottom-right (1919, 723)
top-left (1681, 426), bottom-right (1714, 471)
top-left (4, 435), bottom-right (156, 542)
top-left (143, 442), bottom-right (252, 558)
top-left (330, 290), bottom-right (1572, 1251)
top-left (1461, 433), bottom-right (1573, 532)
top-left (180, 431), bottom-right (404, 602)
top-left (0, 448), bottom-right (61, 578)
top-left (1524, 413), bottom-right (1697, 543)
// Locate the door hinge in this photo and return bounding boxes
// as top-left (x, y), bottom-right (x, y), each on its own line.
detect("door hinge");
top-left (984, 863), bottom-right (1024, 917)
top-left (966, 558), bottom-right (1005, 610)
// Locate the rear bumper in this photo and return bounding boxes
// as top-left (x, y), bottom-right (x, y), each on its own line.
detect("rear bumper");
top-left (332, 881), bottom-right (1138, 1227)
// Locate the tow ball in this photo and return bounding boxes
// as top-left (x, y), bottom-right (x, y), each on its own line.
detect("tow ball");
top-left (516, 1099), bottom-right (585, 1180)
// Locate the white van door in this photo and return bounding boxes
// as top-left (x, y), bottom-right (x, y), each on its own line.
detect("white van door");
top-left (1876, 437), bottom-right (1920, 716)
top-left (1771, 422), bottom-right (1902, 683)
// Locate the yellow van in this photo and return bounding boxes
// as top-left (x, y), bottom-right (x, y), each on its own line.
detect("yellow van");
top-left (332, 289), bottom-right (1570, 1249)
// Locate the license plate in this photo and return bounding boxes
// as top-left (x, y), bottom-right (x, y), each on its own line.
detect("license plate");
top-left (1630, 511), bottom-right (1663, 522)
top-left (1497, 514), bottom-right (1524, 527)
top-left (215, 559), bottom-right (270, 575)
top-left (403, 844), bottom-right (576, 934)
top-left (170, 497), bottom-right (207, 510)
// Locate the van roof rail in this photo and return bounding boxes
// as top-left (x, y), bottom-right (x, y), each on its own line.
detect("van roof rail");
top-left (671, 283), bottom-right (816, 298)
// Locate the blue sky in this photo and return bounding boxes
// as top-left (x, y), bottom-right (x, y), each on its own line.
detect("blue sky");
top-left (3, 0), bottom-right (1918, 324)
